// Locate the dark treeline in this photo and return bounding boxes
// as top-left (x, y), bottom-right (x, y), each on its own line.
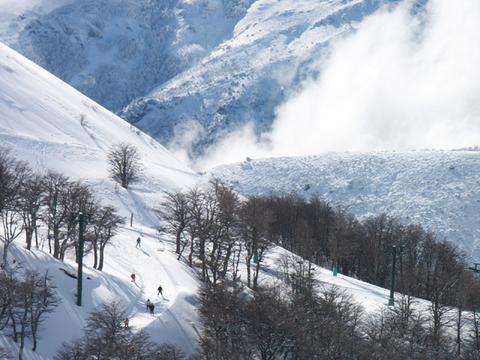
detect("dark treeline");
top-left (159, 180), bottom-right (480, 359)
top-left (199, 259), bottom-right (480, 360)
top-left (258, 193), bottom-right (479, 311)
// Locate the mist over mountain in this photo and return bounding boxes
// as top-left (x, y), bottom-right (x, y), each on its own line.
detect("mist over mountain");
top-left (1, 0), bottom-right (397, 157)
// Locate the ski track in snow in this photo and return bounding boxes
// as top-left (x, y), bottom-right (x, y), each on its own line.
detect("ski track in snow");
top-left (0, 41), bottom-right (201, 358)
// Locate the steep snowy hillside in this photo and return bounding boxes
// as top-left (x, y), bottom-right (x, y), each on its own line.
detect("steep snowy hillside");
top-left (1, 0), bottom-right (254, 112)
top-left (0, 41), bottom-right (201, 358)
top-left (211, 151), bottom-right (480, 257)
top-left (121, 0), bottom-right (398, 152)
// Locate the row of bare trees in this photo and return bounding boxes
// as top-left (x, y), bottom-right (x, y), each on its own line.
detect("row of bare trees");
top-left (158, 180), bottom-right (272, 290)
top-left (252, 194), bottom-right (478, 308)
top-left (199, 254), bottom-right (480, 359)
top-left (0, 149), bottom-right (124, 271)
top-left (158, 184), bottom-right (480, 358)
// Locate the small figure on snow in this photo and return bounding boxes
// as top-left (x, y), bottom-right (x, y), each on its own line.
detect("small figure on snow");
top-left (131, 273), bottom-right (136, 283)
top-left (149, 304), bottom-right (155, 314)
top-left (136, 237), bottom-right (141, 248)
top-left (157, 285), bottom-right (163, 297)
top-left (123, 318), bottom-right (129, 328)
top-left (146, 299), bottom-right (152, 310)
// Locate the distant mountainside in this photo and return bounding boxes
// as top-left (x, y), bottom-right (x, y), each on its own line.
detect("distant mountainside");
top-left (211, 151), bottom-right (480, 257)
top-left (0, 0), bottom-right (398, 154)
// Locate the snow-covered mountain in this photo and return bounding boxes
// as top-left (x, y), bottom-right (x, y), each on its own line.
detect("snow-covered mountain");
top-left (0, 39), bottom-right (435, 358)
top-left (211, 151), bottom-right (480, 257)
top-left (1, 0), bottom-right (398, 154)
top-left (0, 0), bottom-right (254, 113)
top-left (0, 41), bottom-right (202, 358)
top-left (121, 0), bottom-right (398, 152)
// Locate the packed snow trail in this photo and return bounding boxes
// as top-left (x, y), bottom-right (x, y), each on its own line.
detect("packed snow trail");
top-left (0, 41), bottom-right (201, 358)
top-left (91, 224), bottom-right (201, 355)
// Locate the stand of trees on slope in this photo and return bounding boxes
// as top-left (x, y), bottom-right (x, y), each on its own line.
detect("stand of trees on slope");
top-left (0, 148), bottom-right (126, 358)
top-left (158, 180), bottom-right (480, 359)
top-left (0, 267), bottom-right (59, 360)
top-left (0, 148), bottom-right (124, 271)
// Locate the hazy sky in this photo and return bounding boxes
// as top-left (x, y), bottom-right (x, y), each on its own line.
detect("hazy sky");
top-left (199, 0), bottom-right (480, 168)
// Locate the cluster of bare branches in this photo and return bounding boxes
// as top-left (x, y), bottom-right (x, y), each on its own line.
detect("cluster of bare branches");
top-left (158, 180), bottom-right (272, 290)
top-left (56, 302), bottom-right (186, 360)
top-left (107, 143), bottom-right (143, 189)
top-left (159, 183), bottom-right (480, 358)
top-left (0, 267), bottom-right (59, 359)
top-left (0, 148), bottom-right (124, 271)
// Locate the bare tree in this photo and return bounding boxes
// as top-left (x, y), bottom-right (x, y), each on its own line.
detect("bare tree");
top-left (28, 270), bottom-right (59, 352)
top-left (19, 174), bottom-right (44, 250)
top-left (0, 151), bottom-right (29, 265)
top-left (239, 197), bottom-right (272, 289)
top-left (56, 301), bottom-right (166, 359)
top-left (107, 143), bottom-right (142, 189)
top-left (91, 206), bottom-right (124, 271)
top-left (157, 190), bottom-right (191, 256)
top-left (41, 172), bottom-right (69, 258)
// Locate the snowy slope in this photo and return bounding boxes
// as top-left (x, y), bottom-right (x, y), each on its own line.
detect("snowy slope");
top-left (0, 41), bottom-right (443, 358)
top-left (0, 41), bottom-right (202, 358)
top-left (211, 151), bottom-right (480, 257)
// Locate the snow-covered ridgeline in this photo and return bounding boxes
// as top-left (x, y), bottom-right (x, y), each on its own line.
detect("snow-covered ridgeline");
top-left (211, 151), bottom-right (480, 257)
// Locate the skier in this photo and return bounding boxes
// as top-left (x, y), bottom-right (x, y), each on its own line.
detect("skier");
top-left (123, 318), bottom-right (129, 328)
top-left (146, 299), bottom-right (152, 311)
top-left (131, 273), bottom-right (136, 283)
top-left (157, 285), bottom-right (163, 297)
top-left (136, 237), bottom-right (141, 248)
top-left (149, 304), bottom-right (155, 315)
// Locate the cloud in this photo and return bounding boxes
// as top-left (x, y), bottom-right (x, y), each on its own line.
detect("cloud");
top-left (199, 0), bottom-right (480, 169)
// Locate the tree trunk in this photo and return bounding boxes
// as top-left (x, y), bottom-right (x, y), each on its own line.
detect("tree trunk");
top-left (33, 216), bottom-right (39, 249)
top-left (2, 242), bottom-right (8, 265)
top-left (246, 253), bottom-right (252, 288)
top-left (98, 244), bottom-right (105, 271)
top-left (253, 254), bottom-right (262, 290)
top-left (176, 229), bottom-right (181, 254)
top-left (188, 234), bottom-right (194, 267)
top-left (53, 227), bottom-right (60, 259)
top-left (25, 227), bottom-right (33, 251)
top-left (92, 238), bottom-right (98, 269)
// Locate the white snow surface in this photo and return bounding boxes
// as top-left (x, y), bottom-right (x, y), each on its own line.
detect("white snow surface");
top-left (0, 41), bottom-right (441, 358)
top-left (0, 41), bottom-right (202, 358)
top-left (211, 151), bottom-right (480, 257)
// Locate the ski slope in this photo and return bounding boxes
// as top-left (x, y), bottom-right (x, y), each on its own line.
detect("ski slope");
top-left (0, 41), bottom-right (201, 358)
top-left (212, 151), bottom-right (480, 258)
top-left (0, 40), bottom-right (440, 358)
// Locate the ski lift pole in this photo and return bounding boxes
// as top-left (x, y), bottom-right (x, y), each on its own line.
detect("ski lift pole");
top-left (388, 245), bottom-right (397, 306)
top-left (76, 212), bottom-right (85, 306)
